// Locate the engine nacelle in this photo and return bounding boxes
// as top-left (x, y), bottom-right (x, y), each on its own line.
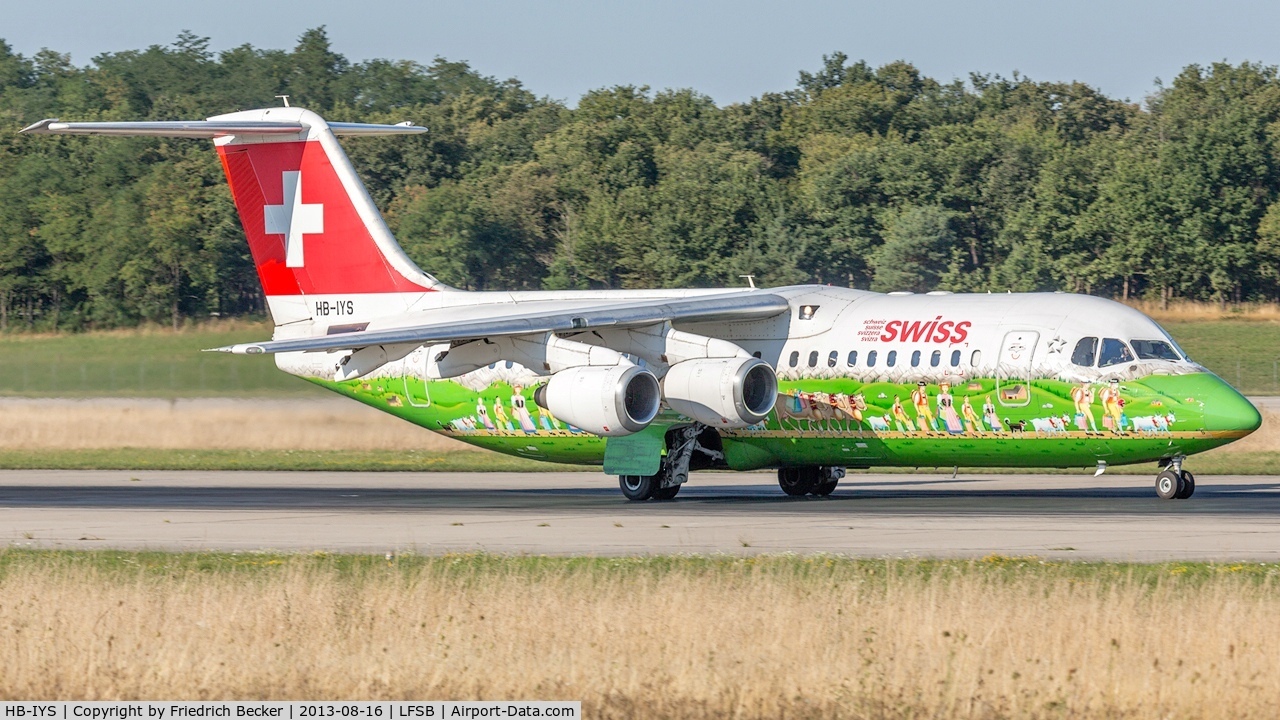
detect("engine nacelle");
top-left (663, 357), bottom-right (778, 428)
top-left (533, 365), bottom-right (661, 436)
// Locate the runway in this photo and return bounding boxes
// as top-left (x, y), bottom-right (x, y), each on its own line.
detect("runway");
top-left (2, 470), bottom-right (1279, 560)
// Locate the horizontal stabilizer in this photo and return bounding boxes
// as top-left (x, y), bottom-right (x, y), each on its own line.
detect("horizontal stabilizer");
top-left (210, 291), bottom-right (792, 355)
top-left (20, 118), bottom-right (426, 138)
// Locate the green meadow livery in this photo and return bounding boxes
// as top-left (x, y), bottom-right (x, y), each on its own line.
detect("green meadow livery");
top-left (24, 108), bottom-right (1261, 501)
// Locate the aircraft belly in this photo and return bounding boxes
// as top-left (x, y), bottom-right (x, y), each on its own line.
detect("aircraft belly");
top-left (300, 370), bottom-right (1247, 471)
top-left (733, 371), bottom-right (1243, 468)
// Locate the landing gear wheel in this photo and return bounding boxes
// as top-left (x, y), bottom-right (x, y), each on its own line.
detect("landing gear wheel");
top-left (619, 474), bottom-right (658, 501)
top-left (1155, 469), bottom-right (1183, 500)
top-left (1175, 470), bottom-right (1195, 499)
top-left (652, 484), bottom-right (681, 501)
top-left (778, 468), bottom-right (815, 496)
top-left (811, 480), bottom-right (839, 497)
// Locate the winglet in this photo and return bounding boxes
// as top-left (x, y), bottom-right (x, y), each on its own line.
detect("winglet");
top-left (19, 118), bottom-right (61, 134)
top-left (205, 343), bottom-right (268, 355)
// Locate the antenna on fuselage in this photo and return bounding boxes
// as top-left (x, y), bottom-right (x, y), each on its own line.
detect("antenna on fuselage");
top-left (740, 275), bottom-right (756, 289)
top-left (275, 95), bottom-right (291, 107)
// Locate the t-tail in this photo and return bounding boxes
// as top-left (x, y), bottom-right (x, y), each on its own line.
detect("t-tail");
top-left (21, 108), bottom-right (450, 325)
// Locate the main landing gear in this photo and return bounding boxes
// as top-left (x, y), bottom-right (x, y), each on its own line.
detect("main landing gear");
top-left (778, 466), bottom-right (846, 497)
top-left (619, 473), bottom-right (676, 501)
top-left (618, 424), bottom-right (724, 501)
top-left (1155, 457), bottom-right (1195, 500)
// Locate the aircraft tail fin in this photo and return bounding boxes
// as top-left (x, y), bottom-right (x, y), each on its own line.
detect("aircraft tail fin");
top-left (21, 108), bottom-right (450, 324)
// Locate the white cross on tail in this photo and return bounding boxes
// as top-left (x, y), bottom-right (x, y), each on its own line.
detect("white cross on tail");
top-left (264, 171), bottom-right (324, 267)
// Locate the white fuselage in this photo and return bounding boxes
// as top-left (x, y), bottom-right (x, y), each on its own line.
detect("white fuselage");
top-left (276, 286), bottom-right (1202, 390)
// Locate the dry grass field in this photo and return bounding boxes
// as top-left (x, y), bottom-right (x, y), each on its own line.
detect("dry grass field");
top-left (0, 397), bottom-right (462, 451)
top-left (0, 552), bottom-right (1276, 718)
top-left (2, 548), bottom-right (1280, 712)
top-left (1125, 298), bottom-right (1280, 322)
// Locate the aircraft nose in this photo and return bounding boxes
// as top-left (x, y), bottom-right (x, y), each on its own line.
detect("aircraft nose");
top-left (1204, 379), bottom-right (1262, 434)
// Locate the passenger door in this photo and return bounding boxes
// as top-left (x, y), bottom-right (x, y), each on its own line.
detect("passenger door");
top-left (996, 331), bottom-right (1038, 407)
top-left (403, 347), bottom-right (432, 407)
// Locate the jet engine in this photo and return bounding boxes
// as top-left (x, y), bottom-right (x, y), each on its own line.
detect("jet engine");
top-left (533, 364), bottom-right (661, 436)
top-left (663, 356), bottom-right (778, 428)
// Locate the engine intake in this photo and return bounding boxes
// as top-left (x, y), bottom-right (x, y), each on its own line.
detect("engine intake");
top-left (663, 356), bottom-right (778, 427)
top-left (533, 365), bottom-right (660, 436)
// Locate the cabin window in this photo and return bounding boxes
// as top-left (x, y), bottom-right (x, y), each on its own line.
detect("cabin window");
top-left (950, 350), bottom-right (961, 367)
top-left (808, 351), bottom-right (819, 368)
top-left (488, 363), bottom-right (496, 370)
top-left (828, 351), bottom-right (838, 367)
top-left (788, 351), bottom-right (799, 368)
top-left (1131, 339), bottom-right (1180, 361)
top-left (887, 350), bottom-right (897, 367)
top-left (867, 350), bottom-right (878, 367)
top-left (970, 350), bottom-right (982, 367)
top-left (847, 350), bottom-right (858, 367)
top-left (911, 350), bottom-right (921, 367)
top-left (1098, 338), bottom-right (1135, 368)
top-left (505, 361), bottom-right (513, 369)
top-left (930, 350), bottom-right (941, 367)
top-left (1071, 337), bottom-right (1098, 367)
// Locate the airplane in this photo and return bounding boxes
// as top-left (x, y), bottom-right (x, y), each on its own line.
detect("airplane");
top-left (21, 107), bottom-right (1262, 502)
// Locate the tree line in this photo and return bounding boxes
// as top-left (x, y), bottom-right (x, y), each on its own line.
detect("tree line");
top-left (3, 28), bottom-right (1280, 330)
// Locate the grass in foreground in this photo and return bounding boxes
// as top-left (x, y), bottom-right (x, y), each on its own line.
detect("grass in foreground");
top-left (0, 447), bottom-right (1275, 474)
top-left (0, 550), bottom-right (1276, 718)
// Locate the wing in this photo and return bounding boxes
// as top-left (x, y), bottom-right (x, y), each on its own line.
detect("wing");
top-left (19, 118), bottom-right (426, 137)
top-left (211, 290), bottom-right (791, 354)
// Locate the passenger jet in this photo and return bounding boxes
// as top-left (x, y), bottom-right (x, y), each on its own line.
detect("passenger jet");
top-left (21, 107), bottom-right (1262, 501)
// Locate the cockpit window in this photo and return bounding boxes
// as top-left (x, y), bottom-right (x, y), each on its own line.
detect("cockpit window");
top-left (1098, 338), bottom-right (1135, 367)
top-left (1071, 337), bottom-right (1097, 367)
top-left (1130, 339), bottom-right (1180, 361)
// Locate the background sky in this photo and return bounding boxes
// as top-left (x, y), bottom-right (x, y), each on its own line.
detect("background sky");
top-left (5, 0), bottom-right (1280, 106)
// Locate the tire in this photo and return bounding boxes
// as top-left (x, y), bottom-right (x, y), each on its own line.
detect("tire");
top-left (652, 484), bottom-right (681, 500)
top-left (778, 468), bottom-right (814, 496)
top-left (1176, 470), bottom-right (1195, 499)
top-left (811, 480), bottom-right (839, 497)
top-left (619, 474), bottom-right (658, 501)
top-left (1155, 469), bottom-right (1183, 500)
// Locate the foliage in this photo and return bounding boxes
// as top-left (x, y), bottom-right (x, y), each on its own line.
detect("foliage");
top-left (6, 34), bottom-right (1280, 328)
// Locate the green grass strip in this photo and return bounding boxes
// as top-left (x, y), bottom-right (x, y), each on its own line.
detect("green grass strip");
top-left (3, 319), bottom-right (1280, 395)
top-left (0, 448), bottom-right (591, 472)
top-left (0, 448), bottom-right (1272, 474)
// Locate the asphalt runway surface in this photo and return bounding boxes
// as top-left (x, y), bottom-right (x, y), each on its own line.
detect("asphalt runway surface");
top-left (2, 470), bottom-right (1279, 560)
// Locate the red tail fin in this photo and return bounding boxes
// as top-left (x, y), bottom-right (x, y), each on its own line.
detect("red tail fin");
top-left (20, 108), bottom-right (449, 324)
top-left (211, 108), bottom-right (443, 300)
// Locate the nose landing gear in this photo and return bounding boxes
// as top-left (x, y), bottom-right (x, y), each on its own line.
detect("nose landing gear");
top-left (1155, 457), bottom-right (1195, 500)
